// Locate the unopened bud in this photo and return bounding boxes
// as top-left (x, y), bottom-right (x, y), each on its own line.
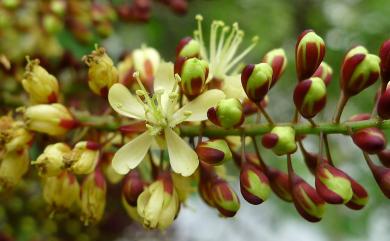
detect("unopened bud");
top-left (175, 57), bottom-right (208, 99)
top-left (196, 139), bottom-right (232, 165)
top-left (345, 176), bottom-right (368, 210)
top-left (241, 63), bottom-right (273, 103)
top-left (266, 167), bottom-right (292, 202)
top-left (83, 46), bottom-right (118, 97)
top-left (0, 149), bottom-right (29, 189)
top-left (295, 30), bottom-right (325, 81)
top-left (377, 86), bottom-right (390, 119)
top-left (313, 62), bottom-right (333, 86)
top-left (207, 98), bottom-right (244, 128)
top-left (80, 169), bottom-right (107, 225)
top-left (132, 46), bottom-right (160, 91)
top-left (33, 143), bottom-right (71, 177)
top-left (211, 178), bottom-right (240, 217)
top-left (176, 37), bottom-right (200, 58)
top-left (240, 163), bottom-right (270, 205)
top-left (22, 58), bottom-right (59, 104)
top-left (0, 117), bottom-right (33, 153)
top-left (378, 149), bottom-right (390, 167)
top-left (379, 39), bottom-right (390, 84)
top-left (315, 162), bottom-right (353, 204)
top-left (122, 170), bottom-right (145, 206)
top-left (43, 171), bottom-right (80, 211)
top-left (293, 77), bottom-right (327, 118)
top-left (262, 126), bottom-right (297, 156)
top-left (24, 103), bottom-right (77, 136)
top-left (64, 141), bottom-right (100, 175)
top-left (262, 48), bottom-right (287, 88)
top-left (341, 46), bottom-right (380, 96)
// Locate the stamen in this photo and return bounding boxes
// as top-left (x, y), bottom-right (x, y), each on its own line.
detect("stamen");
top-left (195, 14), bottom-right (208, 60)
top-left (225, 35), bottom-right (259, 73)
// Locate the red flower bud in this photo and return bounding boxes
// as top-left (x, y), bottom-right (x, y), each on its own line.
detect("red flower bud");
top-left (176, 37), bottom-right (200, 58)
top-left (266, 167), bottom-right (292, 202)
top-left (366, 159), bottom-right (390, 199)
top-left (210, 178), bottom-right (240, 217)
top-left (196, 139), bottom-right (232, 165)
top-left (241, 63), bottom-right (273, 103)
top-left (175, 57), bottom-right (208, 99)
top-left (379, 39), bottom-right (390, 83)
top-left (315, 162), bottom-right (353, 204)
top-left (207, 98), bottom-right (245, 129)
top-left (377, 149), bottom-right (390, 167)
top-left (293, 77), bottom-right (327, 118)
top-left (295, 30), bottom-right (325, 81)
top-left (377, 86), bottom-right (390, 119)
top-left (240, 163), bottom-right (270, 205)
top-left (262, 48), bottom-right (287, 88)
top-left (299, 144), bottom-right (322, 175)
top-left (122, 170), bottom-right (145, 206)
top-left (313, 62), bottom-right (333, 86)
top-left (345, 176), bottom-right (368, 210)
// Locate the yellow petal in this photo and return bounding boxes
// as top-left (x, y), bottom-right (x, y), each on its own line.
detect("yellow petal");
top-left (173, 89), bottom-right (225, 122)
top-left (112, 131), bottom-right (153, 175)
top-left (222, 74), bottom-right (247, 100)
top-left (164, 128), bottom-right (199, 177)
top-left (108, 83), bottom-right (145, 119)
top-left (153, 62), bottom-right (177, 113)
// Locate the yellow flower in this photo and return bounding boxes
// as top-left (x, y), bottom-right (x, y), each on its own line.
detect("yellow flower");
top-left (0, 149), bottom-right (29, 189)
top-left (64, 141), bottom-right (100, 175)
top-left (33, 143), bottom-right (70, 177)
top-left (108, 62), bottom-right (225, 176)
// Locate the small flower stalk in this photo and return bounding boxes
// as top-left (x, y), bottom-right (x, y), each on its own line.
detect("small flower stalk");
top-left (295, 30), bottom-right (325, 81)
top-left (262, 126), bottom-right (297, 156)
top-left (22, 58), bottom-right (59, 104)
top-left (262, 48), bottom-right (287, 88)
top-left (207, 98), bottom-right (245, 128)
top-left (175, 57), bottom-right (208, 99)
top-left (196, 139), bottom-right (232, 165)
top-left (83, 46), bottom-right (119, 97)
top-left (240, 162), bottom-right (271, 205)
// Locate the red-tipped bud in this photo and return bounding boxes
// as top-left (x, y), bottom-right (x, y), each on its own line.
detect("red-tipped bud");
top-left (240, 163), bottom-right (271, 205)
top-left (262, 126), bottom-right (297, 156)
top-left (377, 86), bottom-right (390, 119)
top-left (198, 178), bottom-right (215, 207)
top-left (315, 162), bottom-right (353, 204)
top-left (241, 63), bottom-right (273, 103)
top-left (175, 57), bottom-right (208, 99)
top-left (313, 62), bottom-right (333, 86)
top-left (378, 149), bottom-right (390, 167)
top-left (293, 77), bottom-right (327, 118)
top-left (266, 167), bottom-right (292, 202)
top-left (341, 46), bottom-right (380, 96)
top-left (345, 176), bottom-right (368, 210)
top-left (122, 170), bottom-right (145, 206)
top-left (295, 30), bottom-right (325, 81)
top-left (262, 48), bottom-right (287, 88)
top-left (207, 98), bottom-right (245, 128)
top-left (379, 39), bottom-right (390, 84)
top-left (211, 178), bottom-right (240, 217)
top-left (290, 174), bottom-right (325, 222)
top-left (366, 160), bottom-right (390, 199)
top-left (349, 114), bottom-right (386, 154)
top-left (176, 37), bottom-right (200, 58)
top-left (196, 139), bottom-right (232, 165)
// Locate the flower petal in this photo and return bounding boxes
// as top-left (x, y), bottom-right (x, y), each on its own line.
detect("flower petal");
top-left (164, 128), bottom-right (199, 176)
top-left (153, 62), bottom-right (177, 113)
top-left (222, 74), bottom-right (247, 100)
top-left (108, 83), bottom-right (145, 119)
top-left (173, 89), bottom-right (225, 122)
top-left (112, 131), bottom-right (153, 174)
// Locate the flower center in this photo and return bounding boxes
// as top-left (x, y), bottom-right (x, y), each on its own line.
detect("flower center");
top-left (194, 14), bottom-right (259, 81)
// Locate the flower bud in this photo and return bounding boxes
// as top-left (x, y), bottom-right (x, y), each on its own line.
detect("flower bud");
top-left (83, 46), bottom-right (118, 97)
top-left (299, 143), bottom-right (322, 174)
top-left (262, 126), bottom-right (297, 156)
top-left (266, 167), bottom-right (292, 202)
top-left (295, 30), bottom-right (325, 81)
top-left (378, 149), bottom-right (390, 167)
top-left (293, 77), bottom-right (327, 118)
top-left (43, 171), bottom-right (80, 211)
top-left (122, 170), bottom-right (145, 206)
top-left (366, 163), bottom-right (390, 199)
top-left (341, 46), bottom-right (380, 96)
top-left (199, 178), bottom-right (215, 207)
top-left (262, 48), bottom-right (287, 88)
top-left (196, 139), bottom-right (232, 165)
top-left (240, 163), bottom-right (271, 205)
top-left (290, 174), bottom-right (325, 222)
top-left (241, 63), bottom-right (273, 103)
top-left (0, 149), bottom-right (29, 189)
top-left (176, 37), bottom-right (200, 58)
top-left (22, 58), bottom-right (59, 104)
top-left (0, 117), bottom-right (33, 153)
top-left (33, 143), bottom-right (71, 177)
top-left (132, 46), bottom-right (160, 91)
top-left (137, 173), bottom-right (180, 229)
top-left (377, 86), bottom-right (390, 119)
top-left (315, 162), bottom-right (353, 204)
top-left (117, 53), bottom-right (134, 86)
top-left (349, 114), bottom-right (386, 154)
top-left (24, 103), bottom-right (78, 136)
top-left (175, 57), bottom-right (208, 99)
top-left (345, 176), bottom-right (368, 210)
top-left (64, 141), bottom-right (100, 175)
top-left (313, 62), bottom-right (333, 86)
top-left (379, 39), bottom-right (390, 83)
top-left (210, 178), bottom-right (240, 217)
top-left (207, 98), bottom-right (244, 128)
top-left (80, 169), bottom-right (107, 225)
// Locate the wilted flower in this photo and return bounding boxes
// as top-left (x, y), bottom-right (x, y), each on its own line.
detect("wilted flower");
top-left (108, 62), bottom-right (225, 176)
top-left (33, 143), bottom-right (71, 177)
top-left (64, 141), bottom-right (100, 175)
top-left (262, 48), bottom-right (287, 88)
top-left (0, 149), bottom-right (29, 189)
top-left (196, 139), bottom-right (232, 165)
top-left (0, 116), bottom-right (33, 153)
top-left (262, 126), bottom-right (297, 156)
top-left (207, 98), bottom-right (244, 128)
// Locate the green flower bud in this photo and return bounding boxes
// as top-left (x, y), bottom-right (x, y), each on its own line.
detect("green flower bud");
top-left (176, 37), bottom-right (200, 58)
top-left (196, 139), bottom-right (232, 165)
top-left (313, 62), bottom-right (333, 86)
top-left (262, 126), bottom-right (297, 156)
top-left (240, 163), bottom-right (271, 205)
top-left (211, 178), bottom-right (240, 217)
top-left (262, 48), bottom-right (287, 88)
top-left (241, 63), bottom-right (273, 103)
top-left (175, 57), bottom-right (208, 99)
top-left (33, 143), bottom-right (71, 177)
top-left (293, 77), bottom-right (327, 118)
top-left (207, 98), bottom-right (244, 128)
